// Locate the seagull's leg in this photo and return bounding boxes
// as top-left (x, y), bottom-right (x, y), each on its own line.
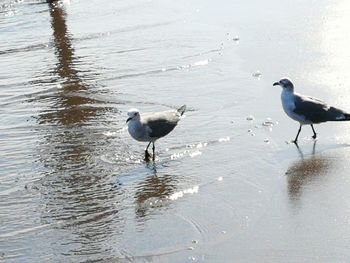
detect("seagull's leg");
top-left (152, 142), bottom-right (155, 161)
top-left (145, 141), bottom-right (152, 161)
top-left (293, 124), bottom-right (302, 143)
top-left (311, 124), bottom-right (317, 139)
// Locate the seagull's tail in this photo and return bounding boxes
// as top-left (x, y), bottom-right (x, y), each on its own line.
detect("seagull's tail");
top-left (342, 113), bottom-right (350, 121)
top-left (177, 105), bottom-right (186, 116)
top-left (329, 107), bottom-right (350, 121)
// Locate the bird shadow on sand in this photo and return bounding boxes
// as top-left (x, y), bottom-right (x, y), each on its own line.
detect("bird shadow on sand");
top-left (285, 141), bottom-right (350, 205)
top-left (286, 141), bottom-right (330, 205)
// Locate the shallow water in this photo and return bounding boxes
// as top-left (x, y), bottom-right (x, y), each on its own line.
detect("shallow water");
top-left (2, 0), bottom-right (350, 262)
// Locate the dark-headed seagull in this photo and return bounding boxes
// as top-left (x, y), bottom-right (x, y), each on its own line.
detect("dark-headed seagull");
top-left (273, 78), bottom-right (350, 143)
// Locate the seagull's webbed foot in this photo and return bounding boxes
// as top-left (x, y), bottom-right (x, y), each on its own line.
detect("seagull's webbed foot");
top-left (291, 140), bottom-right (298, 145)
top-left (312, 134), bottom-right (317, 140)
top-left (144, 150), bottom-right (151, 162)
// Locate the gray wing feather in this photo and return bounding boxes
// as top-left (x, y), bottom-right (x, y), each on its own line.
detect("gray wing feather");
top-left (143, 111), bottom-right (181, 138)
top-left (294, 94), bottom-right (348, 123)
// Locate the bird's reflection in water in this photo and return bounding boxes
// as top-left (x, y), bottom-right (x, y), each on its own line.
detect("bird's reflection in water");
top-left (134, 164), bottom-right (177, 220)
top-left (286, 141), bottom-right (332, 203)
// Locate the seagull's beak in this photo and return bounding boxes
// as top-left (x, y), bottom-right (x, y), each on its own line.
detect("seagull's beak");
top-left (273, 82), bottom-right (280, 86)
top-left (126, 117), bottom-right (132, 123)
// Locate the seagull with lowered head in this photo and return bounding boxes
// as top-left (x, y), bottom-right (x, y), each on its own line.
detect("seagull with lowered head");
top-left (126, 105), bottom-right (186, 161)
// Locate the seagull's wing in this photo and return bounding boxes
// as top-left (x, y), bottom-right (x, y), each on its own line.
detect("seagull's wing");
top-left (294, 93), bottom-right (350, 123)
top-left (142, 111), bottom-right (180, 139)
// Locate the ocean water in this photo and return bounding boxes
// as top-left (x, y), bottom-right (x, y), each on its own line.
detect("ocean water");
top-left (2, 0), bottom-right (350, 262)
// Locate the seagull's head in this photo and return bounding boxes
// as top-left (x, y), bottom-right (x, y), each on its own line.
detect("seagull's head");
top-left (273, 78), bottom-right (294, 91)
top-left (126, 108), bottom-right (140, 123)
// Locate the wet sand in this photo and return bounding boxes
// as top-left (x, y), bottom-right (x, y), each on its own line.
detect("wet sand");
top-left (2, 0), bottom-right (350, 262)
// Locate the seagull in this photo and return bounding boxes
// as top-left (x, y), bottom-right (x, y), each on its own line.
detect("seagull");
top-left (273, 78), bottom-right (350, 143)
top-left (126, 105), bottom-right (186, 161)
